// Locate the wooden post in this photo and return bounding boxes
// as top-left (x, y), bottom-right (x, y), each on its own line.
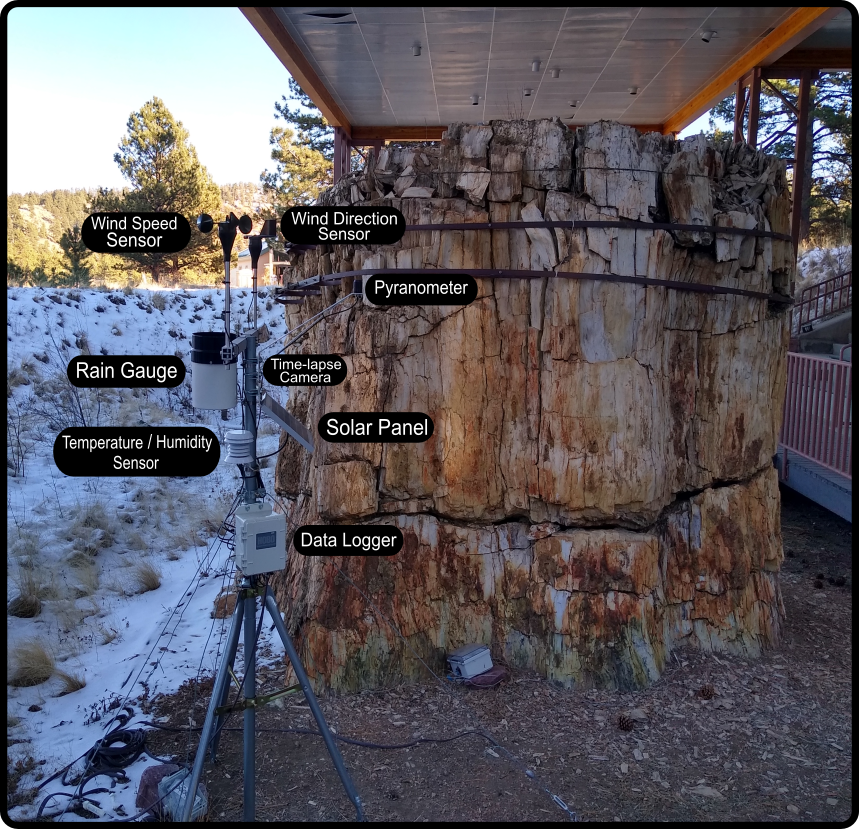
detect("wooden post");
top-left (791, 69), bottom-right (813, 252)
top-left (334, 127), bottom-right (352, 183)
top-left (333, 127), bottom-right (344, 184)
top-left (747, 67), bottom-right (762, 147)
top-left (733, 78), bottom-right (748, 143)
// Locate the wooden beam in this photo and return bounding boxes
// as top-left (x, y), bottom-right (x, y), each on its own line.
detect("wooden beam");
top-left (663, 7), bottom-right (839, 135)
top-left (762, 78), bottom-right (799, 118)
top-left (791, 70), bottom-right (813, 253)
top-left (765, 47), bottom-right (852, 72)
top-left (240, 7), bottom-right (351, 135)
top-left (627, 124), bottom-right (665, 134)
top-left (733, 79), bottom-right (748, 143)
top-left (350, 125), bottom-right (448, 142)
top-left (747, 67), bottom-right (762, 148)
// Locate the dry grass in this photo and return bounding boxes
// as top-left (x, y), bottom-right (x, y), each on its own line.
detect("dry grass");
top-left (127, 531), bottom-right (147, 551)
top-left (66, 549), bottom-right (94, 568)
top-left (7, 594), bottom-right (41, 619)
top-left (211, 594), bottom-right (237, 619)
top-left (8, 565), bottom-right (60, 617)
top-left (55, 600), bottom-right (87, 632)
top-left (55, 668), bottom-right (86, 695)
top-left (8, 638), bottom-right (55, 687)
top-left (72, 502), bottom-right (111, 532)
top-left (76, 563), bottom-right (101, 597)
top-left (71, 537), bottom-right (99, 557)
top-left (8, 570), bottom-right (42, 618)
top-left (9, 529), bottom-right (41, 561)
top-left (132, 560), bottom-right (162, 593)
top-left (151, 292), bottom-right (168, 311)
top-left (201, 497), bottom-right (232, 536)
top-left (8, 709), bottom-right (21, 727)
top-left (98, 623), bottom-right (120, 645)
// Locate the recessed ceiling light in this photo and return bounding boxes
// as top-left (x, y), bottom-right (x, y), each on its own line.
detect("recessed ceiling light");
top-left (628, 87), bottom-right (639, 95)
top-left (413, 44), bottom-right (422, 56)
top-left (471, 95), bottom-right (480, 105)
top-left (531, 59), bottom-right (541, 73)
top-left (523, 88), bottom-right (534, 97)
top-left (550, 68), bottom-right (561, 79)
top-left (701, 30), bottom-right (716, 42)
top-left (568, 100), bottom-right (581, 108)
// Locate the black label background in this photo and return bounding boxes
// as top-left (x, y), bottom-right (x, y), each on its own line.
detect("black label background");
top-left (67, 355), bottom-right (186, 388)
top-left (81, 212), bottom-right (191, 254)
top-left (262, 354), bottom-right (347, 386)
top-left (281, 206), bottom-right (405, 245)
top-left (365, 274), bottom-right (478, 306)
top-left (318, 412), bottom-right (433, 443)
top-left (292, 524), bottom-right (403, 556)
top-left (53, 427), bottom-right (219, 477)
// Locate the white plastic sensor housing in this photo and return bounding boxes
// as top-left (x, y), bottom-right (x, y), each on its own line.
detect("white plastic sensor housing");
top-left (447, 643), bottom-right (493, 679)
top-left (234, 502), bottom-right (286, 575)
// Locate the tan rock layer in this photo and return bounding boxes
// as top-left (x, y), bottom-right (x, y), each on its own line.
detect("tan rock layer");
top-left (270, 120), bottom-right (789, 691)
top-left (277, 468), bottom-right (782, 692)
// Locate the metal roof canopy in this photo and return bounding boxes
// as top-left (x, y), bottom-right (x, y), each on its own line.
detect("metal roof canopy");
top-left (241, 6), bottom-right (851, 139)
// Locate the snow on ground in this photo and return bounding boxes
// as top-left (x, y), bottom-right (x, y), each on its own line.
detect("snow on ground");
top-left (796, 244), bottom-right (852, 288)
top-left (6, 284), bottom-right (295, 821)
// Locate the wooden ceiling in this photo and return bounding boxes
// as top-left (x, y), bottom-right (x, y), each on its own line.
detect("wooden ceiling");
top-left (242, 6), bottom-right (850, 138)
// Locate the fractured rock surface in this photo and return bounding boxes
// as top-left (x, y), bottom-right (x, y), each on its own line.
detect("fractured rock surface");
top-left (272, 119), bottom-right (792, 691)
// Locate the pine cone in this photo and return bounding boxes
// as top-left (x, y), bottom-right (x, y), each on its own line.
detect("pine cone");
top-left (618, 714), bottom-right (635, 732)
top-left (698, 684), bottom-right (715, 700)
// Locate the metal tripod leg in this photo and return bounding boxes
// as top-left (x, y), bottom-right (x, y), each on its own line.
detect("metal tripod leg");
top-left (263, 587), bottom-right (365, 821)
top-left (242, 587), bottom-right (256, 821)
top-left (209, 591), bottom-right (245, 763)
top-left (180, 590), bottom-right (245, 823)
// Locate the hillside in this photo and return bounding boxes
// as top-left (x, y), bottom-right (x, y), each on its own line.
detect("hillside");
top-left (6, 284), bottom-right (291, 820)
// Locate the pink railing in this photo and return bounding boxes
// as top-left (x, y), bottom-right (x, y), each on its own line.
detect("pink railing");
top-left (792, 270), bottom-right (852, 336)
top-left (780, 351), bottom-right (852, 479)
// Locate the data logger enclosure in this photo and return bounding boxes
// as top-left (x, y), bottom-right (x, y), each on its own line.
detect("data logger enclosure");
top-left (234, 502), bottom-right (286, 575)
top-left (447, 643), bottom-right (493, 679)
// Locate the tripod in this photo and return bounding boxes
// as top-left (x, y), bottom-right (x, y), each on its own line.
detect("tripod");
top-left (180, 574), bottom-right (364, 821)
top-left (180, 219), bottom-right (362, 821)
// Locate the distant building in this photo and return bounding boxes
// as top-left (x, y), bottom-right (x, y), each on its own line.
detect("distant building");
top-left (234, 241), bottom-right (278, 287)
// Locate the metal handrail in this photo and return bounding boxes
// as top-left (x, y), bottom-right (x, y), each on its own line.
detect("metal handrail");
top-left (780, 351), bottom-right (852, 480)
top-left (792, 270), bottom-right (852, 335)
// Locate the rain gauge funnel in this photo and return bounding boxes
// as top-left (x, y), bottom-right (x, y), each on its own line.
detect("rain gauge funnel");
top-left (190, 331), bottom-right (237, 409)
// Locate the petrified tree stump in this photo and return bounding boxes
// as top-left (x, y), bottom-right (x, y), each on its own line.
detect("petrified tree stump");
top-left (271, 119), bottom-right (791, 691)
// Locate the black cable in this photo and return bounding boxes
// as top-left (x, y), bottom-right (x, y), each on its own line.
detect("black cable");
top-left (49, 486), bottom-right (243, 824)
top-left (187, 488), bottom-right (243, 766)
top-left (256, 438), bottom-right (288, 461)
top-left (142, 720), bottom-right (498, 751)
top-left (257, 292), bottom-right (358, 359)
top-left (199, 573), bottom-right (272, 763)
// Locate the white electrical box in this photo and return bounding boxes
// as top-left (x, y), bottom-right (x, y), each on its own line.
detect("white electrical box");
top-left (234, 503), bottom-right (286, 575)
top-left (447, 644), bottom-right (493, 679)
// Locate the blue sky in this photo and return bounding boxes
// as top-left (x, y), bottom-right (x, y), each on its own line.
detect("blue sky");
top-left (6, 7), bottom-right (293, 194)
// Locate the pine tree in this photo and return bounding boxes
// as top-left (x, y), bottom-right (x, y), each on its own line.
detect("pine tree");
top-left (93, 97), bottom-right (222, 282)
top-left (708, 72), bottom-right (852, 245)
top-left (261, 79), bottom-right (333, 209)
top-left (59, 224), bottom-right (91, 286)
top-left (273, 78), bottom-right (334, 159)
